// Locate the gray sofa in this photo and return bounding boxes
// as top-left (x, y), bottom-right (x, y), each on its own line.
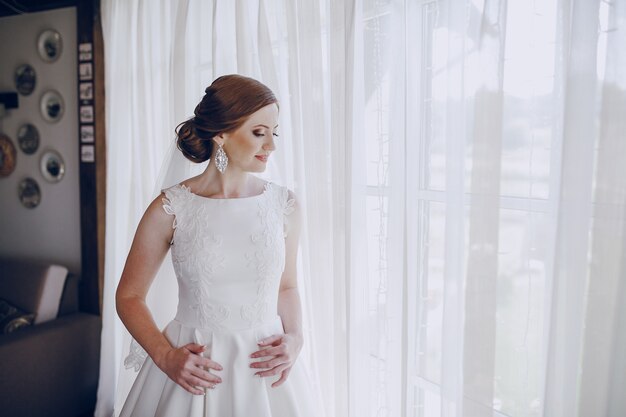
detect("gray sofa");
top-left (0, 258), bottom-right (101, 417)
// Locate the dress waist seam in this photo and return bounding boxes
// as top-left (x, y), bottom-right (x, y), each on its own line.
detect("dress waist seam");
top-left (171, 315), bottom-right (282, 333)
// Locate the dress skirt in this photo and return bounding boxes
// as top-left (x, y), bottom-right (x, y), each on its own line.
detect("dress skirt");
top-left (119, 315), bottom-right (319, 417)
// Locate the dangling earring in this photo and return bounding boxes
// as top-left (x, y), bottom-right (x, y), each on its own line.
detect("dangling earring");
top-left (215, 143), bottom-right (228, 174)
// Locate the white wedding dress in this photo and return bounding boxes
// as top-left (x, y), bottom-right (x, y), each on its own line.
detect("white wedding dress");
top-left (119, 181), bottom-right (320, 417)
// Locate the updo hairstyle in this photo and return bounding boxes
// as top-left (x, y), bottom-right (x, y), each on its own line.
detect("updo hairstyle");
top-left (176, 74), bottom-right (278, 163)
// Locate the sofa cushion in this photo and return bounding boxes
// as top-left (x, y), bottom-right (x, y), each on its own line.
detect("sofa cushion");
top-left (58, 273), bottom-right (79, 316)
top-left (0, 258), bottom-right (68, 324)
top-left (0, 298), bottom-right (35, 333)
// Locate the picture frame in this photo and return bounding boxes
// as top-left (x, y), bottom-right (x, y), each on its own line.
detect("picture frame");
top-left (78, 42), bottom-right (92, 61)
top-left (40, 90), bottom-right (65, 123)
top-left (80, 105), bottom-right (94, 123)
top-left (40, 150), bottom-right (65, 183)
top-left (14, 64), bottom-right (36, 96)
top-left (18, 177), bottom-right (41, 208)
top-left (17, 123), bottom-right (40, 154)
top-left (81, 145), bottom-right (95, 163)
top-left (0, 134), bottom-right (17, 177)
top-left (79, 82), bottom-right (93, 100)
top-left (37, 29), bottom-right (63, 63)
top-left (80, 125), bottom-right (94, 143)
top-left (79, 62), bottom-right (93, 80)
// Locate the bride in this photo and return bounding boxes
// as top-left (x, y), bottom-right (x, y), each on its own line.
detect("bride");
top-left (115, 74), bottom-right (319, 416)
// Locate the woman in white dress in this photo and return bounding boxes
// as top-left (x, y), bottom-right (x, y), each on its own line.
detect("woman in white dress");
top-left (116, 74), bottom-right (319, 416)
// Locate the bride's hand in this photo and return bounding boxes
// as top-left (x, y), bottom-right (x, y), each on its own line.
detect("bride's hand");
top-left (156, 343), bottom-right (223, 395)
top-left (249, 333), bottom-right (303, 387)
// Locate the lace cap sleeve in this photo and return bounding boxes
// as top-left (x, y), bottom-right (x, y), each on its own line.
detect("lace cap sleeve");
top-left (161, 192), bottom-right (175, 216)
top-left (161, 184), bottom-right (188, 244)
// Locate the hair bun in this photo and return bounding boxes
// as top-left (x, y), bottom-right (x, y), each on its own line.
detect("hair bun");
top-left (176, 118), bottom-right (211, 162)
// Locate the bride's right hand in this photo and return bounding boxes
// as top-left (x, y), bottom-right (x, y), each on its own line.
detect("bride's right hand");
top-left (156, 343), bottom-right (223, 395)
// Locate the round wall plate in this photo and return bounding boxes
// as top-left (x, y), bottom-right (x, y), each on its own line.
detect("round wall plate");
top-left (0, 134), bottom-right (17, 177)
top-left (40, 150), bottom-right (65, 183)
top-left (17, 123), bottom-right (40, 155)
top-left (37, 29), bottom-right (63, 62)
top-left (18, 177), bottom-right (41, 209)
top-left (40, 90), bottom-right (64, 123)
top-left (14, 64), bottom-right (36, 96)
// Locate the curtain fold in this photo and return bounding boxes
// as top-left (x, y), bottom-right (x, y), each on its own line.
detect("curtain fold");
top-left (353, 0), bottom-right (626, 416)
top-left (577, 1), bottom-right (626, 415)
top-left (98, 0), bottom-right (626, 416)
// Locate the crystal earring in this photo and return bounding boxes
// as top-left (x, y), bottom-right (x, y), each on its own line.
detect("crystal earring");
top-left (215, 143), bottom-right (228, 174)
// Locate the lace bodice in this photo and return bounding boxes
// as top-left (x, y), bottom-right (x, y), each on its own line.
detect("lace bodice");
top-left (161, 181), bottom-right (295, 331)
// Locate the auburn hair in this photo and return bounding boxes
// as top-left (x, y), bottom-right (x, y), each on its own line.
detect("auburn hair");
top-left (175, 74), bottom-right (278, 162)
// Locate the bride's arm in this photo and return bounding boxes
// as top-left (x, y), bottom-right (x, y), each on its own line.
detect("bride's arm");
top-left (116, 193), bottom-right (222, 394)
top-left (277, 190), bottom-right (304, 343)
top-left (116, 194), bottom-right (175, 366)
top-left (250, 190), bottom-right (304, 387)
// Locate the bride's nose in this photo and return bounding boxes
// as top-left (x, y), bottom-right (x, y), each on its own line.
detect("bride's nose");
top-left (263, 138), bottom-right (276, 152)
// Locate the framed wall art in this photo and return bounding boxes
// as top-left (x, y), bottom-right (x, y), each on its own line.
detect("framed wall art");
top-left (18, 177), bottom-right (41, 208)
top-left (80, 125), bottom-right (94, 143)
top-left (78, 42), bottom-right (92, 61)
top-left (79, 82), bottom-right (93, 100)
top-left (37, 29), bottom-right (63, 63)
top-left (80, 105), bottom-right (94, 123)
top-left (40, 90), bottom-right (65, 123)
top-left (17, 123), bottom-right (40, 154)
top-left (79, 62), bottom-right (92, 80)
top-left (40, 150), bottom-right (65, 183)
top-left (81, 145), bottom-right (95, 163)
top-left (0, 134), bottom-right (17, 177)
top-left (14, 64), bottom-right (36, 96)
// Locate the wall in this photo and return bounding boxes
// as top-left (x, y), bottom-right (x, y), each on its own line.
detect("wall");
top-left (0, 7), bottom-right (81, 275)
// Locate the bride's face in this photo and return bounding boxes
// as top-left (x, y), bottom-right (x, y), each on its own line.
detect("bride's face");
top-left (217, 103), bottom-right (279, 173)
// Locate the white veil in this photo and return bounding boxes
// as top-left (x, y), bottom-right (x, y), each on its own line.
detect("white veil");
top-left (151, 136), bottom-right (210, 198)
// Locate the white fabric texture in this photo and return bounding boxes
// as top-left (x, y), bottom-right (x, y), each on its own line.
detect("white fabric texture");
top-left (118, 182), bottom-right (321, 416)
top-left (347, 0), bottom-right (626, 416)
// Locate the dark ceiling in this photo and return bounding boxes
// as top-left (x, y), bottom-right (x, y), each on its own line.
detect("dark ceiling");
top-left (0, 0), bottom-right (79, 17)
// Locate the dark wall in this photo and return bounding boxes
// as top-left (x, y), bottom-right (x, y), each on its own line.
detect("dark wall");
top-left (0, 1), bottom-right (77, 17)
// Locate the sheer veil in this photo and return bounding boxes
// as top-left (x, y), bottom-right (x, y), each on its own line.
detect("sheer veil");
top-left (151, 138), bottom-right (209, 199)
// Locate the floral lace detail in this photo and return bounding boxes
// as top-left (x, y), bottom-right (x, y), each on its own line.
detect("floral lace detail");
top-left (162, 184), bottom-right (194, 244)
top-left (164, 184), bottom-right (231, 329)
top-left (124, 339), bottom-right (148, 372)
top-left (242, 183), bottom-right (294, 326)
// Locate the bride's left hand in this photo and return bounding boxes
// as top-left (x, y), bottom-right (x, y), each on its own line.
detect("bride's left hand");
top-left (249, 333), bottom-right (303, 387)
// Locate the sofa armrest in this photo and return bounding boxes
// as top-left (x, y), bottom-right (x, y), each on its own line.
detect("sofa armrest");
top-left (0, 313), bottom-right (102, 417)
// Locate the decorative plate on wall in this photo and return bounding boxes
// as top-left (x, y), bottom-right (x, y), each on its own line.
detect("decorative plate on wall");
top-left (14, 64), bottom-right (36, 96)
top-left (0, 134), bottom-right (17, 177)
top-left (18, 178), bottom-right (41, 209)
top-left (40, 150), bottom-right (65, 183)
top-left (40, 90), bottom-right (64, 123)
top-left (17, 123), bottom-right (40, 154)
top-left (37, 29), bottom-right (63, 63)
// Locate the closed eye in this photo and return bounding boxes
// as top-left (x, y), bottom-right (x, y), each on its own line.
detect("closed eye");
top-left (254, 132), bottom-right (280, 138)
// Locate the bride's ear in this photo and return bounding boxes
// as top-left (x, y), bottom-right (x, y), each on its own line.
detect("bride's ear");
top-left (213, 134), bottom-right (226, 147)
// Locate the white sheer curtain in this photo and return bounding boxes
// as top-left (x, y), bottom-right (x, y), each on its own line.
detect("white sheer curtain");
top-left (97, 0), bottom-right (626, 416)
top-left (96, 1), bottom-right (338, 416)
top-left (351, 0), bottom-right (626, 416)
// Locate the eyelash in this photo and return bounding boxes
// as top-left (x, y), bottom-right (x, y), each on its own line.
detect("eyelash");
top-left (254, 132), bottom-right (280, 138)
